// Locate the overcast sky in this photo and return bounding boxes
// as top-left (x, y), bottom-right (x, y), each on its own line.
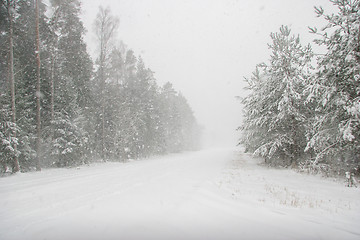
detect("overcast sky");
top-left (79, 0), bottom-right (336, 148)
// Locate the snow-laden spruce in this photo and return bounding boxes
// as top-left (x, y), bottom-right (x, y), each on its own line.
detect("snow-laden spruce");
top-left (239, 25), bottom-right (313, 166)
top-left (0, 1), bottom-right (201, 172)
top-left (306, 0), bottom-right (360, 168)
top-left (239, 1), bottom-right (359, 175)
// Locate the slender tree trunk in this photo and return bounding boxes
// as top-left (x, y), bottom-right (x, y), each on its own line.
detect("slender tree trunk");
top-left (102, 94), bottom-right (105, 160)
top-left (290, 114), bottom-right (297, 167)
top-left (49, 6), bottom-right (60, 125)
top-left (35, 0), bottom-right (41, 171)
top-left (357, 24), bottom-right (360, 63)
top-left (7, 0), bottom-right (20, 173)
top-left (50, 52), bottom-right (55, 123)
top-left (94, 7), bottom-right (119, 160)
top-left (99, 30), bottom-right (106, 161)
top-left (100, 52), bottom-right (105, 161)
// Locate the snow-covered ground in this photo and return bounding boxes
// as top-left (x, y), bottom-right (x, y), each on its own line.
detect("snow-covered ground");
top-left (0, 148), bottom-right (359, 240)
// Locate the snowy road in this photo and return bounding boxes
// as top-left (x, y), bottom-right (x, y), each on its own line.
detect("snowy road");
top-left (0, 148), bottom-right (359, 240)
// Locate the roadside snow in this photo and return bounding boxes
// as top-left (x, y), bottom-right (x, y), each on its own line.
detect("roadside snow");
top-left (0, 148), bottom-right (359, 240)
top-left (220, 150), bottom-right (360, 240)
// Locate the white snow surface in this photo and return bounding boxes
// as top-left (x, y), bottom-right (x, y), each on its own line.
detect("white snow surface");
top-left (0, 148), bottom-right (359, 240)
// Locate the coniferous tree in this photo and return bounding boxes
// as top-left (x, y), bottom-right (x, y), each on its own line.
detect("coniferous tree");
top-left (93, 6), bottom-right (119, 160)
top-left (120, 49), bottom-right (140, 159)
top-left (0, 94), bottom-right (19, 172)
top-left (160, 82), bottom-right (189, 153)
top-left (0, 1), bottom-right (201, 172)
top-left (240, 26), bottom-right (313, 166)
top-left (0, 8), bottom-right (12, 170)
top-left (44, 0), bottom-right (93, 166)
top-left (104, 45), bottom-right (126, 159)
top-left (136, 60), bottom-right (165, 156)
top-left (16, 0), bottom-right (51, 170)
top-left (35, 0), bottom-right (42, 171)
top-left (306, 0), bottom-right (360, 169)
top-left (0, 0), bottom-right (20, 172)
top-left (0, 1), bottom-right (8, 95)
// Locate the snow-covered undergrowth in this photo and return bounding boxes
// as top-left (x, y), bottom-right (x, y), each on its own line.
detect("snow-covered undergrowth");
top-left (219, 150), bottom-right (360, 239)
top-left (0, 148), bottom-right (359, 240)
top-left (221, 151), bottom-right (359, 213)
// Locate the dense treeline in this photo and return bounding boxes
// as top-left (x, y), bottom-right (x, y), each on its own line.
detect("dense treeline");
top-left (239, 0), bottom-right (359, 175)
top-left (0, 0), bottom-right (201, 173)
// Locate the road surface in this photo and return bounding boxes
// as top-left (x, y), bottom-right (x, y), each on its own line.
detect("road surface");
top-left (0, 148), bottom-right (359, 240)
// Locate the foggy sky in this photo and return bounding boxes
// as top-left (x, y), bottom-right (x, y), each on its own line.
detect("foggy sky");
top-left (80, 0), bottom-right (336, 148)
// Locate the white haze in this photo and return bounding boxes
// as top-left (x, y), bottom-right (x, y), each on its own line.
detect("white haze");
top-left (80, 0), bottom-right (337, 148)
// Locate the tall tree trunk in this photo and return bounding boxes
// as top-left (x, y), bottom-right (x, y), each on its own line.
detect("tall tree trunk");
top-left (49, 6), bottom-right (60, 125)
top-left (102, 91), bottom-right (105, 160)
top-left (94, 7), bottom-right (119, 160)
top-left (50, 52), bottom-right (55, 123)
top-left (7, 0), bottom-right (20, 173)
top-left (35, 0), bottom-right (41, 171)
top-left (290, 114), bottom-right (297, 167)
top-left (100, 52), bottom-right (105, 161)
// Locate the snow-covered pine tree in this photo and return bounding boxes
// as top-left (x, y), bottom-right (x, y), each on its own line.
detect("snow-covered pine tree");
top-left (159, 82), bottom-right (182, 153)
top-left (93, 6), bottom-right (119, 160)
top-left (239, 67), bottom-right (267, 155)
top-left (34, 0), bottom-right (42, 171)
top-left (306, 0), bottom-right (360, 170)
top-left (0, 0), bottom-right (48, 171)
top-left (0, 93), bottom-right (19, 172)
top-left (43, 0), bottom-right (93, 167)
top-left (146, 76), bottom-right (166, 155)
top-left (102, 46), bottom-right (125, 159)
top-left (240, 26), bottom-right (313, 166)
top-left (0, 3), bottom-right (8, 95)
top-left (50, 110), bottom-right (88, 167)
top-left (134, 57), bottom-right (160, 158)
top-left (0, 0), bottom-right (20, 172)
top-left (112, 49), bottom-right (138, 160)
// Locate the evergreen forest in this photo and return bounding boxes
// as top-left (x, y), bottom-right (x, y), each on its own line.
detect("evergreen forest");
top-left (239, 0), bottom-right (359, 176)
top-left (0, 0), bottom-right (201, 173)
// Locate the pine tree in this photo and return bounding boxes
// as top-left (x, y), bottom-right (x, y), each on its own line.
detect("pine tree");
top-left (0, 2), bottom-right (8, 95)
top-left (306, 0), bottom-right (360, 168)
top-left (13, 0), bottom-right (39, 170)
top-left (93, 6), bottom-right (119, 160)
top-left (35, 0), bottom-right (42, 171)
top-left (160, 82), bottom-right (186, 153)
top-left (0, 0), bottom-right (20, 172)
top-left (51, 110), bottom-right (88, 167)
top-left (43, 0), bottom-right (93, 166)
top-left (119, 49), bottom-right (140, 159)
top-left (0, 93), bottom-right (19, 172)
top-left (0, 1), bottom-right (200, 170)
top-left (240, 26), bottom-right (313, 166)
top-left (8, 0), bottom-right (53, 170)
top-left (134, 57), bottom-right (162, 157)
